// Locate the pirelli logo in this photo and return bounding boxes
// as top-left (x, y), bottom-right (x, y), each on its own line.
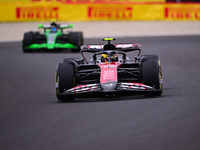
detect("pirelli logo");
top-left (165, 7), bottom-right (200, 20)
top-left (88, 7), bottom-right (133, 19)
top-left (16, 7), bottom-right (59, 20)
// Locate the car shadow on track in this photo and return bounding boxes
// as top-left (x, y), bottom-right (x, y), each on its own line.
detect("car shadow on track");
top-left (55, 93), bottom-right (164, 103)
top-left (22, 49), bottom-right (80, 53)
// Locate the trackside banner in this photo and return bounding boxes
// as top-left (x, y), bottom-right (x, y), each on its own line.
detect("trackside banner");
top-left (0, 2), bottom-right (200, 21)
top-left (0, 0), bottom-right (166, 2)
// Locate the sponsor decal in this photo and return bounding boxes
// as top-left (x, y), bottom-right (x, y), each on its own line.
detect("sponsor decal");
top-left (102, 69), bottom-right (115, 80)
top-left (88, 7), bottom-right (133, 19)
top-left (67, 84), bottom-right (98, 93)
top-left (99, 62), bottom-right (120, 83)
top-left (120, 82), bottom-right (153, 90)
top-left (31, 0), bottom-right (57, 2)
top-left (16, 7), bottom-right (59, 20)
top-left (49, 0), bottom-right (165, 4)
top-left (165, 7), bottom-right (200, 20)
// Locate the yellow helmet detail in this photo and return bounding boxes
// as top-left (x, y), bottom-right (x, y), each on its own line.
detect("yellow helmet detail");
top-left (102, 54), bottom-right (108, 58)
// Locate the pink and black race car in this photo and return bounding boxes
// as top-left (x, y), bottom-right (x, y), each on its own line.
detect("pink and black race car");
top-left (55, 38), bottom-right (163, 101)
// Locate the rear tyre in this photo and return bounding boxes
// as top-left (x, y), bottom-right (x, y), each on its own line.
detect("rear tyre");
top-left (34, 32), bottom-right (40, 36)
top-left (63, 58), bottom-right (75, 63)
top-left (141, 55), bottom-right (162, 96)
top-left (70, 32), bottom-right (83, 52)
top-left (56, 62), bottom-right (75, 101)
top-left (22, 32), bottom-right (34, 53)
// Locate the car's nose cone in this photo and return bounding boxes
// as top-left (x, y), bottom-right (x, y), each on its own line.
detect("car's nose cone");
top-left (101, 81), bottom-right (117, 91)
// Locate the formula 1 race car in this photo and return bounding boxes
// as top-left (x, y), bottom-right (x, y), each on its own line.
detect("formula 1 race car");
top-left (55, 38), bottom-right (163, 101)
top-left (22, 21), bottom-right (83, 52)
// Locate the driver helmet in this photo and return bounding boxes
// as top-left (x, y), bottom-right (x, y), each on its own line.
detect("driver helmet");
top-left (101, 53), bottom-right (118, 62)
top-left (51, 26), bottom-right (57, 33)
top-left (110, 53), bottom-right (118, 62)
top-left (101, 54), bottom-right (108, 62)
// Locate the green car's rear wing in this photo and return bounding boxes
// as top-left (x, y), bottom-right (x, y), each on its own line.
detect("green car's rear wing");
top-left (38, 24), bottom-right (73, 29)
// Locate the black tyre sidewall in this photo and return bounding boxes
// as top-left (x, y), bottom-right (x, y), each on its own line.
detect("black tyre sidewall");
top-left (23, 32), bottom-right (34, 52)
top-left (141, 55), bottom-right (162, 95)
top-left (56, 62), bottom-right (75, 101)
top-left (70, 32), bottom-right (83, 52)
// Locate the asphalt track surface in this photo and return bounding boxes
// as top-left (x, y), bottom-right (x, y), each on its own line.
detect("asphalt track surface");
top-left (0, 36), bottom-right (200, 150)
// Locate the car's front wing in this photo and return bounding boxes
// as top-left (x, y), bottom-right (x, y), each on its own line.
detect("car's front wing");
top-left (59, 82), bottom-right (158, 95)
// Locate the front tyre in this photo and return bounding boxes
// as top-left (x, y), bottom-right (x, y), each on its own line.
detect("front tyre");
top-left (141, 55), bottom-right (163, 96)
top-left (56, 62), bottom-right (76, 101)
top-left (22, 32), bottom-right (34, 53)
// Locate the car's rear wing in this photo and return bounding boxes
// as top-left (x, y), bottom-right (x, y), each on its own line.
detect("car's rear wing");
top-left (81, 43), bottom-right (141, 51)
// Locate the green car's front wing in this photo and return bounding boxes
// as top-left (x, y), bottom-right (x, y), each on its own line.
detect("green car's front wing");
top-left (27, 43), bottom-right (77, 50)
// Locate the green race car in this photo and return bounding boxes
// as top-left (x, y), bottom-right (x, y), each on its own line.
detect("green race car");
top-left (22, 21), bottom-right (83, 52)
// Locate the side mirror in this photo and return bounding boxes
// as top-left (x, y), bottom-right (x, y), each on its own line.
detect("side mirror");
top-left (68, 24), bottom-right (73, 28)
top-left (38, 24), bottom-right (43, 28)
